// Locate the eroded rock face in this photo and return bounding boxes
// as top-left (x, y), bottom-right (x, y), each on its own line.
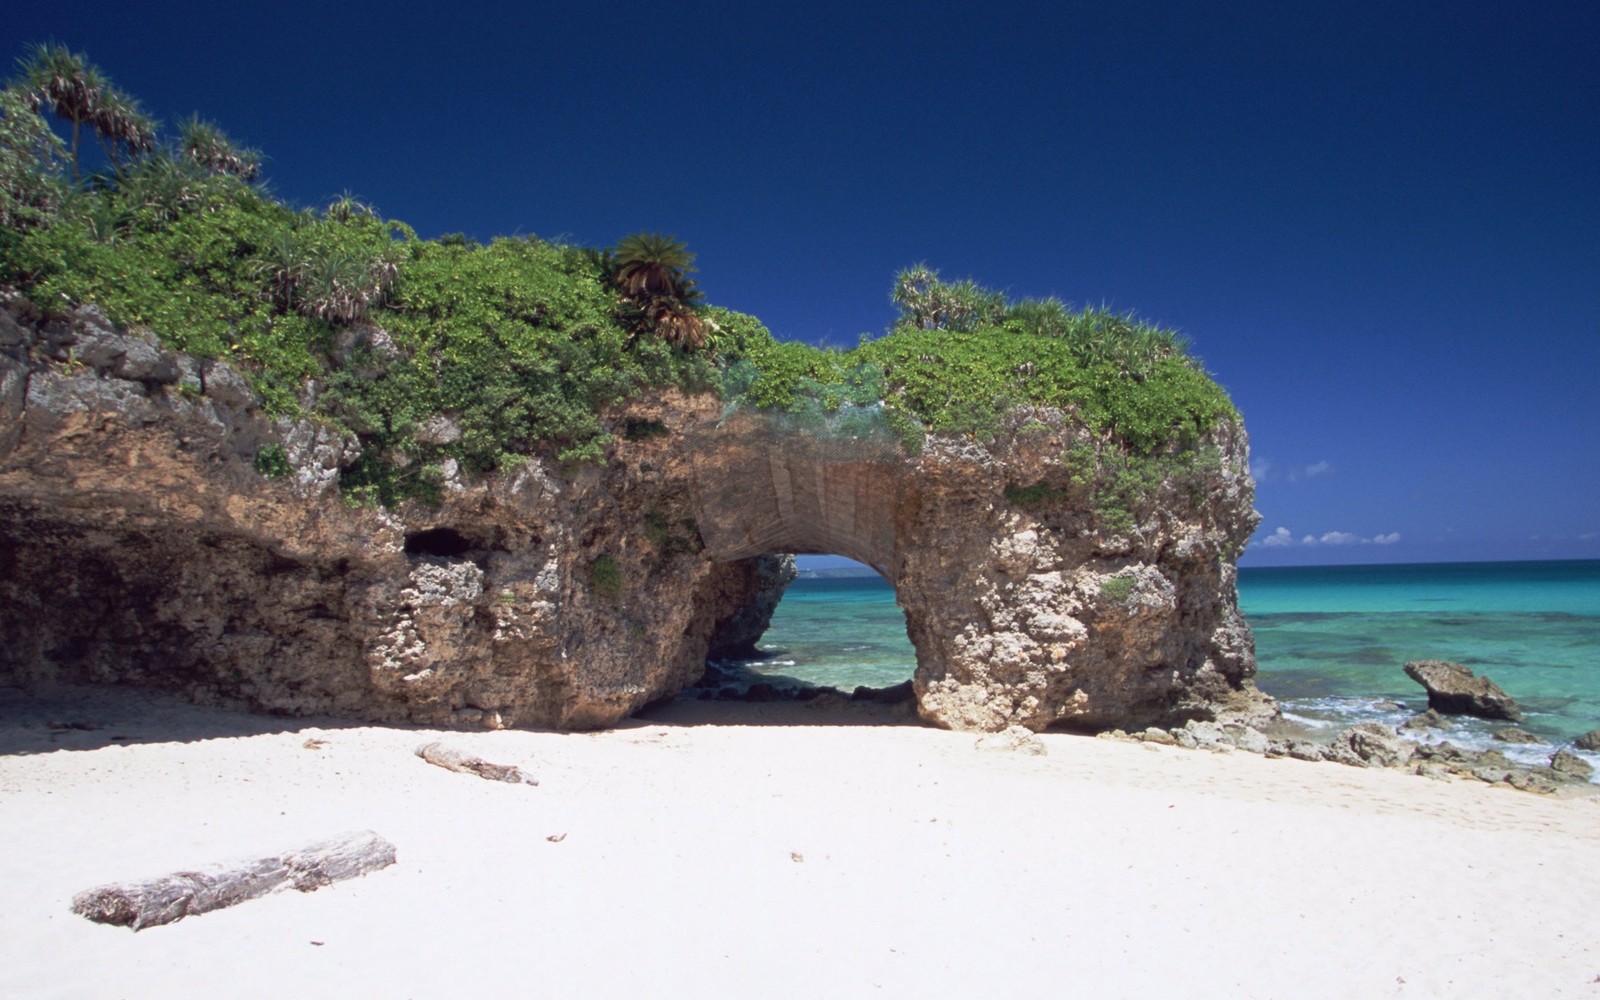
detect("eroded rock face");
top-left (1403, 660), bottom-right (1525, 722)
top-left (705, 554), bottom-right (798, 659)
top-left (0, 301), bottom-right (1273, 732)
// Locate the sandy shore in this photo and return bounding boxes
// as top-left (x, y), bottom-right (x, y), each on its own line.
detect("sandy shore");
top-left (2, 684), bottom-right (1597, 999)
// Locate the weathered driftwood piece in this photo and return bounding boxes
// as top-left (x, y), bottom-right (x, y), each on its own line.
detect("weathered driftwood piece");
top-left (71, 830), bottom-right (397, 930)
top-left (415, 741), bottom-right (537, 784)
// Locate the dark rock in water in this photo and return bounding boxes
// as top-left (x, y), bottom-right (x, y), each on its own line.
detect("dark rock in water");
top-left (1402, 660), bottom-right (1525, 722)
top-left (1325, 723), bottom-right (1415, 769)
top-left (1372, 700), bottom-right (1406, 711)
top-left (850, 680), bottom-right (914, 705)
top-left (1575, 728), bottom-right (1600, 752)
top-left (1399, 709), bottom-right (1446, 731)
top-left (1411, 740), bottom-right (1459, 761)
top-left (1492, 727), bottom-right (1544, 745)
top-left (743, 683), bottom-right (777, 703)
top-left (1550, 749), bottom-right (1595, 780)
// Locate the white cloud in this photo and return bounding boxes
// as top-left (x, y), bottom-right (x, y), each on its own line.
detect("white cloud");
top-left (1579, 532), bottom-right (1598, 542)
top-left (1250, 459), bottom-right (1274, 482)
top-left (1287, 460), bottom-right (1334, 484)
top-left (1252, 527), bottom-right (1403, 548)
top-left (1260, 527), bottom-right (1295, 547)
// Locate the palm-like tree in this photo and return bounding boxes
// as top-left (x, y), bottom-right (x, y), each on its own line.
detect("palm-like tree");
top-left (16, 43), bottom-right (156, 180)
top-left (610, 232), bottom-right (707, 350)
top-left (613, 232), bottom-right (696, 299)
top-left (16, 44), bottom-right (97, 180)
top-left (90, 87), bottom-right (156, 166)
top-left (179, 115), bottom-right (260, 180)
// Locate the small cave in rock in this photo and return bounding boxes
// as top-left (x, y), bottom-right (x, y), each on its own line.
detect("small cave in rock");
top-left (404, 527), bottom-right (475, 558)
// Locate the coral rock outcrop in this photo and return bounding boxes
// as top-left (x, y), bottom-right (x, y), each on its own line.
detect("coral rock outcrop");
top-left (1, 300), bottom-right (1273, 732)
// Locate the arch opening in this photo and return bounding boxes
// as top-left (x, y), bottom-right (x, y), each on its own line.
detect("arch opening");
top-left (696, 553), bottom-right (918, 709)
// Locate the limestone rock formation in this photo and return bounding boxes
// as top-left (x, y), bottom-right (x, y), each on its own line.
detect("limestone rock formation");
top-left (973, 726), bottom-right (1048, 755)
top-left (1491, 727), bottom-right (1543, 745)
top-left (1402, 660), bottom-right (1525, 722)
top-left (1550, 749), bottom-right (1594, 781)
top-left (705, 554), bottom-right (797, 659)
top-left (1323, 723), bottom-right (1416, 769)
top-left (1575, 728), bottom-right (1600, 752)
top-left (0, 300), bottom-right (1273, 733)
top-left (1399, 709), bottom-right (1446, 731)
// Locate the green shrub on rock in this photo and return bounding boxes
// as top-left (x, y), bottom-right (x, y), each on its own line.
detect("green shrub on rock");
top-left (0, 43), bottom-right (1244, 511)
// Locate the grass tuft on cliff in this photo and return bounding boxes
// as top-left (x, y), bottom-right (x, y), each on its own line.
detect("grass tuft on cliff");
top-left (1, 45), bottom-right (1238, 505)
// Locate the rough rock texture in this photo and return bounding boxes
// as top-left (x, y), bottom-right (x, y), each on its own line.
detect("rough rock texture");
top-left (1399, 709), bottom-right (1446, 731)
top-left (1492, 727), bottom-right (1544, 745)
top-left (1550, 749), bottom-right (1594, 781)
top-left (0, 300), bottom-right (1273, 732)
top-left (705, 554), bottom-right (797, 659)
top-left (1575, 728), bottom-right (1600, 752)
top-left (1324, 723), bottom-right (1416, 769)
top-left (973, 726), bottom-right (1048, 756)
top-left (1402, 660), bottom-right (1525, 722)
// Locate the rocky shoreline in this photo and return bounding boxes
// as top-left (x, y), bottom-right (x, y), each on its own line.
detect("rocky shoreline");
top-left (1100, 718), bottom-right (1598, 796)
top-left (685, 656), bottom-right (1600, 795)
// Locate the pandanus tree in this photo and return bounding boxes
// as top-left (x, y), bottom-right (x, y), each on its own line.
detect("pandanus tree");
top-left (178, 114), bottom-right (260, 181)
top-left (891, 264), bottom-right (1006, 332)
top-left (16, 43), bottom-right (157, 181)
top-left (610, 232), bottom-right (707, 351)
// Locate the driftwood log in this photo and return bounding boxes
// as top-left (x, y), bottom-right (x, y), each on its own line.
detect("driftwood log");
top-left (415, 741), bottom-right (537, 784)
top-left (71, 830), bottom-right (397, 930)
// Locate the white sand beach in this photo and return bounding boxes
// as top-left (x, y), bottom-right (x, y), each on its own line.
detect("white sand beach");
top-left (2, 684), bottom-right (1597, 1000)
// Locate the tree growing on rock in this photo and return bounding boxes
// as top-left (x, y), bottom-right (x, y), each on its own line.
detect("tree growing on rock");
top-left (891, 263), bottom-right (1005, 332)
top-left (14, 43), bottom-right (157, 181)
top-left (178, 114), bottom-right (261, 181)
top-left (609, 232), bottom-right (707, 351)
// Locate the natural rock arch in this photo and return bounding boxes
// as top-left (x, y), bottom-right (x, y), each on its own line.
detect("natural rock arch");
top-left (680, 408), bottom-right (1269, 731)
top-left (0, 308), bottom-right (1273, 733)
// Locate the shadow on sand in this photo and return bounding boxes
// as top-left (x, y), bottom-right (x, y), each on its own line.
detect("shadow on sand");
top-left (0, 676), bottom-right (927, 756)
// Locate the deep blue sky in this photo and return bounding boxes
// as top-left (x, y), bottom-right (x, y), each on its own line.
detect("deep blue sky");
top-left (11, 2), bottom-right (1598, 566)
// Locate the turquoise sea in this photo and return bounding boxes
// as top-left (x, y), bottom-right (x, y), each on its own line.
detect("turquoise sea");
top-left (729, 560), bottom-right (1600, 774)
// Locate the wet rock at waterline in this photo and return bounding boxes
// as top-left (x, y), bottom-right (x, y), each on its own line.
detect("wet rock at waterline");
top-left (1491, 727), bottom-right (1544, 745)
top-left (1402, 660), bottom-right (1525, 722)
top-left (1550, 749), bottom-right (1594, 781)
